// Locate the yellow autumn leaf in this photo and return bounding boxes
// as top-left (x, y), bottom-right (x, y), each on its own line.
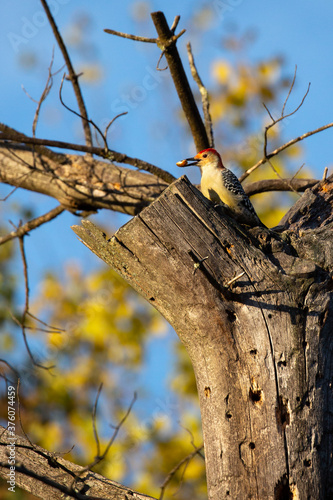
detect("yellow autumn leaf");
top-left (212, 60), bottom-right (232, 85)
top-left (257, 60), bottom-right (280, 83)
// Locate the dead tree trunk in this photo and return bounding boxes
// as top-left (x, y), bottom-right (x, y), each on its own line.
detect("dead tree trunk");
top-left (73, 175), bottom-right (333, 500)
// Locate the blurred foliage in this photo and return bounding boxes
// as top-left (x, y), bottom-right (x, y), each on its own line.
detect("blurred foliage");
top-left (0, 3), bottom-right (319, 500)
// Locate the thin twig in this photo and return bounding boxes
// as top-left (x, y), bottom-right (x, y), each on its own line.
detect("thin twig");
top-left (0, 205), bottom-right (64, 245)
top-left (92, 383), bottom-right (103, 458)
top-left (17, 236), bottom-right (54, 370)
top-left (78, 392), bottom-right (137, 475)
top-left (240, 69), bottom-right (313, 184)
top-left (104, 28), bottom-right (156, 43)
top-left (156, 29), bottom-right (186, 72)
top-left (17, 378), bottom-right (37, 448)
top-left (0, 185), bottom-right (20, 202)
top-left (0, 359), bottom-right (20, 381)
top-left (156, 51), bottom-right (168, 71)
top-left (322, 167), bottom-right (328, 181)
top-left (104, 112), bottom-right (128, 139)
top-left (59, 73), bottom-right (108, 151)
top-left (290, 162), bottom-right (306, 181)
top-left (262, 68), bottom-right (311, 159)
top-left (170, 15), bottom-right (181, 33)
top-left (266, 159), bottom-right (301, 196)
top-left (187, 42), bottom-right (214, 148)
top-left (159, 445), bottom-right (204, 500)
top-left (100, 392), bottom-right (137, 461)
top-left (21, 48), bottom-right (64, 137)
top-left (40, 0), bottom-right (92, 148)
top-left (281, 65), bottom-right (297, 117)
top-left (26, 311), bottom-right (65, 333)
top-left (239, 121), bottom-right (333, 183)
top-left (263, 81), bottom-right (311, 158)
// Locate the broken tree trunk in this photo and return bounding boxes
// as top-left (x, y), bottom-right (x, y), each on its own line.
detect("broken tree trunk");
top-left (73, 175), bottom-right (333, 500)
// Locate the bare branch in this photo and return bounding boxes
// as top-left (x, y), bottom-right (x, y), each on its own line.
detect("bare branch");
top-left (92, 383), bottom-right (103, 459)
top-left (0, 205), bottom-right (64, 245)
top-left (104, 111), bottom-right (128, 140)
top-left (22, 48), bottom-right (64, 137)
top-left (151, 11), bottom-right (209, 152)
top-left (77, 392), bottom-right (137, 475)
top-left (0, 147), bottom-right (169, 216)
top-left (262, 102), bottom-right (275, 123)
top-left (59, 74), bottom-right (109, 151)
top-left (156, 51), bottom-right (168, 71)
top-left (244, 178), bottom-right (318, 197)
top-left (0, 126), bottom-right (175, 184)
top-left (26, 311), bottom-right (64, 334)
top-left (242, 69), bottom-right (314, 185)
top-left (39, 0), bottom-right (92, 148)
top-left (170, 15), bottom-right (181, 33)
top-left (15, 237), bottom-right (54, 370)
top-left (187, 42), bottom-right (214, 148)
top-left (281, 64), bottom-right (297, 116)
top-left (0, 359), bottom-right (20, 382)
top-left (98, 392), bottom-right (137, 464)
top-left (159, 445), bottom-right (204, 500)
top-left (240, 121), bottom-right (333, 183)
top-left (104, 28), bottom-right (156, 43)
top-left (266, 159), bottom-right (302, 196)
top-left (262, 70), bottom-right (311, 160)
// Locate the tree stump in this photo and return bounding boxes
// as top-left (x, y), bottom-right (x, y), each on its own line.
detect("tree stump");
top-left (73, 174), bottom-right (333, 499)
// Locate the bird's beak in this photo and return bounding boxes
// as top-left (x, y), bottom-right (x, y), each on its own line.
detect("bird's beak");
top-left (185, 157), bottom-right (200, 166)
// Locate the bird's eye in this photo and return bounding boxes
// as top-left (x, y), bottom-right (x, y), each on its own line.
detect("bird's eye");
top-left (202, 153), bottom-right (207, 158)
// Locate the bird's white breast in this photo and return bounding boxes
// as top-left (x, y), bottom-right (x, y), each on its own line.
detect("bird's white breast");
top-left (201, 166), bottom-right (237, 208)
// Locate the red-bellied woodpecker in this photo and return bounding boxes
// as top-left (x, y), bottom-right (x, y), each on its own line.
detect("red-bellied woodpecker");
top-left (177, 148), bottom-right (264, 227)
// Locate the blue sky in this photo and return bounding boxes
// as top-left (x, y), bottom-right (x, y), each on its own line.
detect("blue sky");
top-left (1, 0), bottom-right (333, 418)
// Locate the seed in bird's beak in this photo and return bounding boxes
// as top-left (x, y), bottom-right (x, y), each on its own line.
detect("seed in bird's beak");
top-left (176, 159), bottom-right (188, 167)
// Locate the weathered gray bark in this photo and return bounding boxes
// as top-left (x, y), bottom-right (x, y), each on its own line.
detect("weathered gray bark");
top-left (0, 146), bottom-right (167, 215)
top-left (0, 426), bottom-right (156, 500)
top-left (73, 174), bottom-right (333, 499)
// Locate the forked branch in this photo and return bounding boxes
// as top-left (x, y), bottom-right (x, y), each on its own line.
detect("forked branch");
top-left (105, 12), bottom-right (209, 151)
top-left (0, 205), bottom-right (64, 245)
top-left (240, 122), bottom-right (333, 183)
top-left (240, 70), bottom-right (332, 183)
